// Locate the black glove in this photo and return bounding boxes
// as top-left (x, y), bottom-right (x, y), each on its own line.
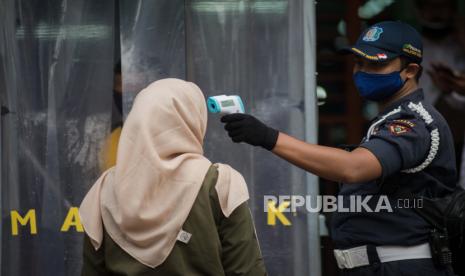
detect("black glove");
top-left (220, 113), bottom-right (279, 150)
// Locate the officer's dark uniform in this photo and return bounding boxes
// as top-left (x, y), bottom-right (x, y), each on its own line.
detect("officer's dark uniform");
top-left (332, 21), bottom-right (458, 276)
top-left (331, 88), bottom-right (457, 275)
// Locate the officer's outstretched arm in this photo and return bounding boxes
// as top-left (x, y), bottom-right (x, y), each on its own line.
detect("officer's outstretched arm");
top-left (272, 132), bottom-right (382, 183)
top-left (221, 113), bottom-right (382, 183)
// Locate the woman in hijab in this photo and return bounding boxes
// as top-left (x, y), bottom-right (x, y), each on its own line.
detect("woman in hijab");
top-left (79, 78), bottom-right (266, 276)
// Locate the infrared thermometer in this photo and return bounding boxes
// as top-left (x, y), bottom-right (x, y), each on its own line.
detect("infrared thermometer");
top-left (207, 95), bottom-right (245, 114)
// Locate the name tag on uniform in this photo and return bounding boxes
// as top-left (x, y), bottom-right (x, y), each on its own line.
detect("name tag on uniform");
top-left (176, 229), bottom-right (192, 244)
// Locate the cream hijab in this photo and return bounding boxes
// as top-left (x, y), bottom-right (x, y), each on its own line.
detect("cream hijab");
top-left (79, 78), bottom-right (249, 268)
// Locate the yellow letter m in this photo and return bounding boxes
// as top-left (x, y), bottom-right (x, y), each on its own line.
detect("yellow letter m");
top-left (11, 209), bottom-right (37, 236)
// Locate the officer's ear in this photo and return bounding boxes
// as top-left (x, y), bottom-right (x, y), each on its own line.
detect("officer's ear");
top-left (401, 59), bottom-right (422, 82)
top-left (405, 63), bottom-right (420, 79)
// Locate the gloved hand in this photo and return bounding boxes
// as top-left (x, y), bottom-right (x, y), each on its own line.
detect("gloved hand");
top-left (220, 114), bottom-right (279, 150)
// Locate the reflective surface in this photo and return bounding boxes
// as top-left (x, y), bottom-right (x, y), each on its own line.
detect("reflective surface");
top-left (1, 0), bottom-right (318, 275)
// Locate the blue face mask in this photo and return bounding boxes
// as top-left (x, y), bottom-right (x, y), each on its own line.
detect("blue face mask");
top-left (353, 71), bottom-right (406, 101)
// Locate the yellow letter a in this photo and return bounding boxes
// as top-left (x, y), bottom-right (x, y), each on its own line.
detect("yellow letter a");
top-left (61, 207), bottom-right (84, 232)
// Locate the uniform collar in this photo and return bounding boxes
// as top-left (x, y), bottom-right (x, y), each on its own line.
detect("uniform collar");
top-left (380, 88), bottom-right (424, 115)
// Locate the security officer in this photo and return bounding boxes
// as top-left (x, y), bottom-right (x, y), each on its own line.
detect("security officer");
top-left (221, 21), bottom-right (457, 275)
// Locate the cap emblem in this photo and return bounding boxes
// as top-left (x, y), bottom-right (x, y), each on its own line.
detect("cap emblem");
top-left (363, 27), bottom-right (383, 42)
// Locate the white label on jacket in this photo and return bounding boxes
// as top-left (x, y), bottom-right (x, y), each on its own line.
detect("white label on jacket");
top-left (177, 229), bottom-right (192, 244)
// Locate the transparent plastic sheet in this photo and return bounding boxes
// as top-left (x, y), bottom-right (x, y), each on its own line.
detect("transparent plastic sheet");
top-left (0, 0), bottom-right (115, 275)
top-left (0, 0), bottom-right (318, 275)
top-left (119, 0), bottom-right (186, 116)
top-left (120, 1), bottom-right (319, 275)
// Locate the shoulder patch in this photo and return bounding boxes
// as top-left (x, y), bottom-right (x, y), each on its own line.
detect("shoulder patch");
top-left (388, 122), bottom-right (412, 135)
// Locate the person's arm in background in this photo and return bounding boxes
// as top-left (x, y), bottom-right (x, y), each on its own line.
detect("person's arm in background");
top-left (429, 62), bottom-right (465, 111)
top-left (221, 114), bottom-right (381, 184)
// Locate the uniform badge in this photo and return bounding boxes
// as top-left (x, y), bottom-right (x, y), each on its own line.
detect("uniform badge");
top-left (388, 122), bottom-right (412, 135)
top-left (362, 27), bottom-right (383, 42)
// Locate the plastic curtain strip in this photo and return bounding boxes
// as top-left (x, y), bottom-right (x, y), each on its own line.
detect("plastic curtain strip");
top-left (120, 1), bottom-right (319, 275)
top-left (0, 0), bottom-right (115, 275)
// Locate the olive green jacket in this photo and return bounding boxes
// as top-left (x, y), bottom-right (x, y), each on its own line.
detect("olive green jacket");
top-left (82, 164), bottom-right (267, 276)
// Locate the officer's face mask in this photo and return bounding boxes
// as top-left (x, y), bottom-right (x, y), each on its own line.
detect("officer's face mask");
top-left (353, 69), bottom-right (406, 102)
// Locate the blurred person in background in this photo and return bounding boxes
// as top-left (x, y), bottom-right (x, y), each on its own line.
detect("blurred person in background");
top-left (415, 3), bottom-right (465, 273)
top-left (415, 0), bottom-right (465, 182)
